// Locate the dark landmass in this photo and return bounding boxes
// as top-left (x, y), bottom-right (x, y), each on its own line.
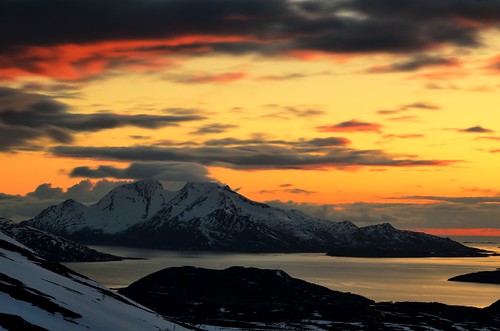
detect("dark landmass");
top-left (119, 266), bottom-right (500, 330)
top-left (0, 218), bottom-right (122, 262)
top-left (119, 266), bottom-right (373, 324)
top-left (327, 223), bottom-right (489, 258)
top-left (449, 269), bottom-right (500, 285)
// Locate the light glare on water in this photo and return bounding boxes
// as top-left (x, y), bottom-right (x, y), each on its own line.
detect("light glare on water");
top-left (64, 238), bottom-right (500, 308)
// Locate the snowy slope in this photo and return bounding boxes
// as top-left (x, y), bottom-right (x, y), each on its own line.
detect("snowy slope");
top-left (120, 182), bottom-right (358, 251)
top-left (0, 218), bottom-right (121, 262)
top-left (91, 179), bottom-right (175, 232)
top-left (25, 198), bottom-right (93, 235)
top-left (25, 179), bottom-right (174, 237)
top-left (0, 233), bottom-right (191, 331)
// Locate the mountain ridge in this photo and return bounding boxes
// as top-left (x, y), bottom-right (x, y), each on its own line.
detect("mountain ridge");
top-left (0, 231), bottom-right (190, 331)
top-left (0, 218), bottom-right (121, 262)
top-left (23, 179), bottom-right (488, 256)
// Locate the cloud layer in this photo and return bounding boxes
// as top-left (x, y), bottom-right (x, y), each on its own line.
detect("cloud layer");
top-left (0, 180), bottom-right (127, 220)
top-left (2, 0), bottom-right (500, 80)
top-left (52, 138), bottom-right (453, 170)
top-left (267, 198), bottom-right (500, 230)
top-left (0, 87), bottom-right (204, 151)
top-left (70, 162), bottom-right (212, 182)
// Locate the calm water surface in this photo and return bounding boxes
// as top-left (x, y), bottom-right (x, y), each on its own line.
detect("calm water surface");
top-left (65, 237), bottom-right (500, 308)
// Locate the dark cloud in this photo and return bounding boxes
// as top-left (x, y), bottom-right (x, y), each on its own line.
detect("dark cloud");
top-left (0, 87), bottom-right (205, 151)
top-left (257, 71), bottom-right (331, 81)
top-left (344, 0), bottom-right (500, 23)
top-left (368, 55), bottom-right (459, 73)
top-left (458, 126), bottom-right (494, 133)
top-left (381, 134), bottom-right (425, 141)
top-left (0, 180), bottom-right (128, 221)
top-left (266, 198), bottom-right (500, 230)
top-left (203, 136), bottom-right (350, 148)
top-left (261, 105), bottom-right (326, 119)
top-left (402, 102), bottom-right (441, 110)
top-left (305, 137), bottom-right (351, 147)
top-left (27, 184), bottom-right (64, 200)
top-left (395, 195), bottom-right (500, 204)
top-left (377, 101), bottom-right (440, 115)
top-left (164, 72), bottom-right (247, 84)
top-left (0, 123), bottom-right (56, 151)
top-left (317, 119), bottom-right (383, 133)
top-left (51, 143), bottom-right (453, 170)
top-left (191, 123), bottom-right (239, 135)
top-left (285, 188), bottom-right (316, 195)
top-left (2, 0), bottom-right (499, 80)
top-left (21, 82), bottom-right (83, 99)
top-left (70, 162), bottom-right (212, 182)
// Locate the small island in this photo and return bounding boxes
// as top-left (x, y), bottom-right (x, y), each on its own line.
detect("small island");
top-left (449, 269), bottom-right (500, 285)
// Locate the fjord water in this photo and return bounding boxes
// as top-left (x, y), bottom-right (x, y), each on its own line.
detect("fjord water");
top-left (65, 237), bottom-right (500, 308)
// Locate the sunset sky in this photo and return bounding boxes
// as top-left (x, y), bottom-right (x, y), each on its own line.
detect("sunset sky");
top-left (1, 0), bottom-right (500, 235)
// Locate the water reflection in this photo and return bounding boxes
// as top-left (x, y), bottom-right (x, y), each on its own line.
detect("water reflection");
top-left (65, 240), bottom-right (500, 308)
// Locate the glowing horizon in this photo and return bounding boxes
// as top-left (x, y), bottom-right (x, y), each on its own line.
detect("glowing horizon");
top-left (1, 0), bottom-right (500, 235)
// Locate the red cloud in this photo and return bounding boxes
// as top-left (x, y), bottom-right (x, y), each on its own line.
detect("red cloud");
top-left (317, 119), bottom-right (383, 133)
top-left (484, 54), bottom-right (500, 73)
top-left (0, 35), bottom-right (258, 81)
top-left (408, 70), bottom-right (469, 81)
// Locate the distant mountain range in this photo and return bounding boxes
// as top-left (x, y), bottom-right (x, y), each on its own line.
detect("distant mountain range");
top-left (24, 179), bottom-right (488, 257)
top-left (327, 223), bottom-right (486, 257)
top-left (0, 218), bottom-right (121, 262)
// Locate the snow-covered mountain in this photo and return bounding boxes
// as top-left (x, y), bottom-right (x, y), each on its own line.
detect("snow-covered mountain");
top-left (92, 179), bottom-right (174, 232)
top-left (24, 180), bottom-right (487, 255)
top-left (25, 179), bottom-right (174, 241)
top-left (0, 218), bottom-right (121, 262)
top-left (118, 182), bottom-right (358, 251)
top-left (0, 232), bottom-right (191, 331)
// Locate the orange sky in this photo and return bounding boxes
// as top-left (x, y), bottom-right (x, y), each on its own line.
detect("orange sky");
top-left (1, 0), bottom-right (500, 234)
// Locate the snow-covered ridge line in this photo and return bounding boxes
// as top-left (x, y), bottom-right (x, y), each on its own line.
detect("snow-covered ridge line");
top-left (0, 232), bottom-right (191, 331)
top-left (23, 180), bottom-right (487, 255)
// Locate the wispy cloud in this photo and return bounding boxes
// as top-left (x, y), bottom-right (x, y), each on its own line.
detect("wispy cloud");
top-left (262, 105), bottom-right (326, 119)
top-left (267, 196), bottom-right (500, 230)
top-left (164, 71), bottom-right (247, 84)
top-left (458, 126), bottom-right (495, 133)
top-left (51, 140), bottom-right (454, 171)
top-left (0, 87), bottom-right (205, 151)
top-left (191, 123), bottom-right (239, 135)
top-left (367, 55), bottom-right (459, 73)
top-left (317, 119), bottom-right (383, 133)
top-left (71, 162), bottom-right (212, 182)
top-left (376, 101), bottom-right (440, 115)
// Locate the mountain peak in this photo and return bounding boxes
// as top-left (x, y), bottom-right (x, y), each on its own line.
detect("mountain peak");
top-left (182, 181), bottom-right (223, 193)
top-left (370, 223), bottom-right (396, 230)
top-left (119, 179), bottom-right (164, 193)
